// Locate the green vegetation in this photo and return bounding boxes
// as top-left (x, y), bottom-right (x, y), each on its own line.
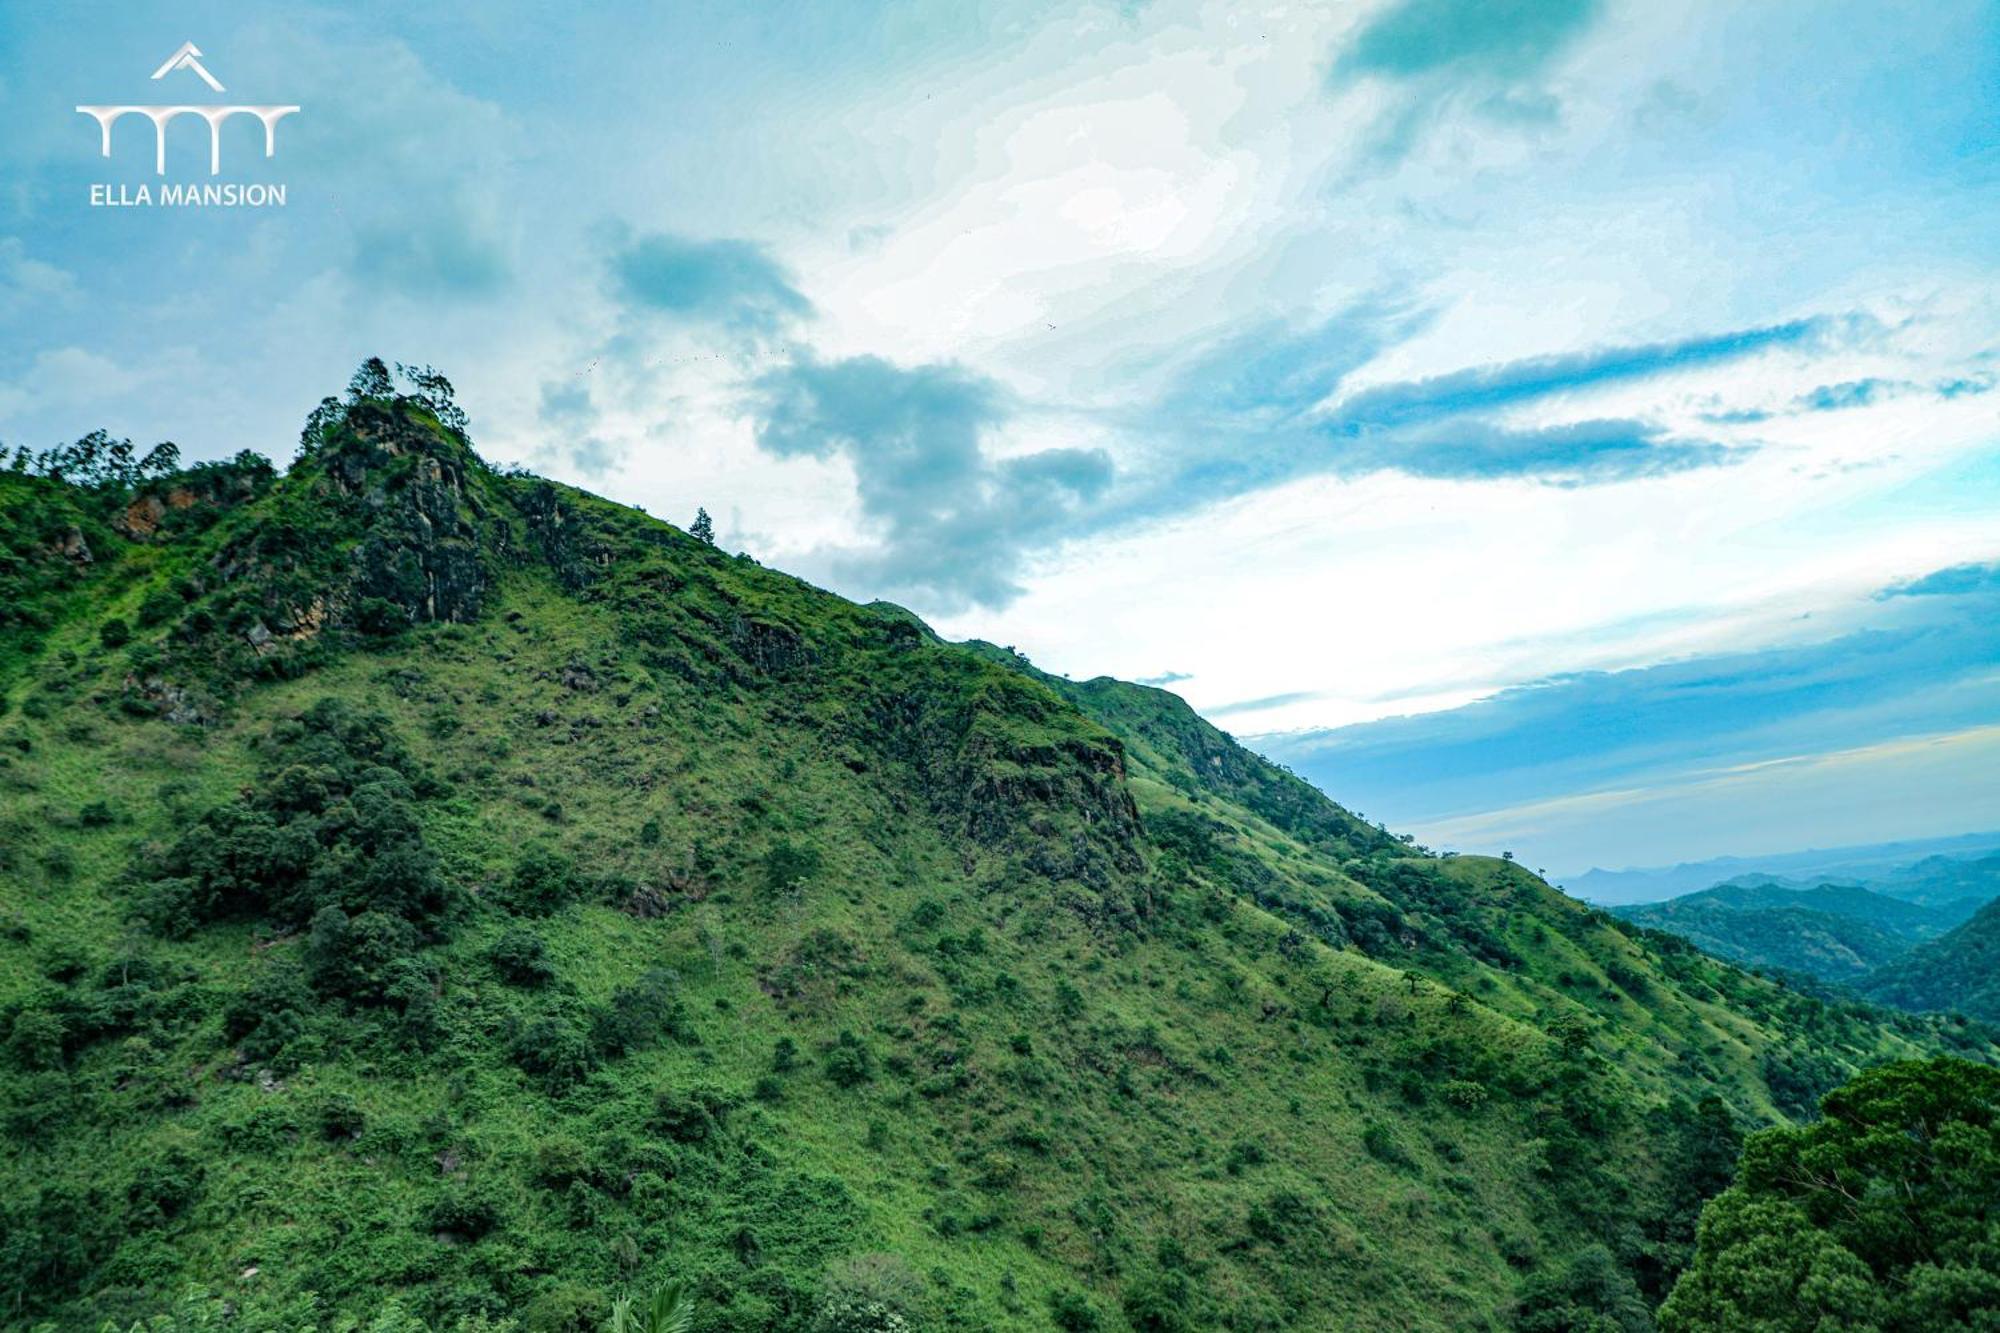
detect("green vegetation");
top-left (1662, 1057), bottom-right (2000, 1330)
top-left (1612, 869), bottom-right (2000, 1024)
top-left (1860, 898), bottom-right (2000, 1023)
top-left (2, 365), bottom-right (1995, 1330)
top-left (1610, 883), bottom-right (1972, 983)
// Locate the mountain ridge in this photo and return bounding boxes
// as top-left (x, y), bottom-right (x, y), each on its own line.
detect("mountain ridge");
top-left (3, 366), bottom-right (1994, 1331)
top-left (1562, 833), bottom-right (2000, 905)
top-left (1608, 883), bottom-right (1971, 984)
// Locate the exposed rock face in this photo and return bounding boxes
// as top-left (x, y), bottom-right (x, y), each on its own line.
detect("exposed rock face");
top-left (116, 492), bottom-right (173, 539)
top-left (113, 466), bottom-right (266, 540)
top-left (123, 675), bottom-right (215, 725)
top-left (519, 481), bottom-right (615, 593)
top-left (49, 526), bottom-right (93, 565)
top-left (334, 412), bottom-right (495, 628)
top-left (871, 672), bottom-right (1144, 884)
top-left (729, 615), bottom-right (811, 675)
top-left (350, 475), bottom-right (490, 626)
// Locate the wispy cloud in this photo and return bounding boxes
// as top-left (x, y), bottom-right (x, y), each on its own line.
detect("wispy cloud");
top-left (1328, 317), bottom-right (1845, 427)
top-left (1209, 689), bottom-right (1325, 719)
top-left (1326, 416), bottom-right (1738, 485)
top-left (1707, 373), bottom-right (1993, 424)
top-left (1155, 299), bottom-right (1433, 423)
top-left (1797, 378), bottom-right (1896, 412)
top-left (1096, 313), bottom-right (1822, 528)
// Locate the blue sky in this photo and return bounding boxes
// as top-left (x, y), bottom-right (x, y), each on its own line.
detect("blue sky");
top-left (1, 0), bottom-right (1996, 873)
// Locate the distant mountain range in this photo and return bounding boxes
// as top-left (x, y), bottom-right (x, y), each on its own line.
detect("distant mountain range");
top-left (1604, 845), bottom-right (2000, 1019)
top-left (1564, 830), bottom-right (2000, 905)
top-left (1612, 881), bottom-right (1980, 982)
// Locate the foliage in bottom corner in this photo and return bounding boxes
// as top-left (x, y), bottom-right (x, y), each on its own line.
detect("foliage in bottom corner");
top-left (1660, 1056), bottom-right (2000, 1332)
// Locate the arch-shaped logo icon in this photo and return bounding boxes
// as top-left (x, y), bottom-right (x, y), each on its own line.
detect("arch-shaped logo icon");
top-left (78, 42), bottom-right (299, 175)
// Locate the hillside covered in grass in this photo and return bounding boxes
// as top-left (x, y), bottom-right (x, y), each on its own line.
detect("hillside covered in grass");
top-left (2, 364), bottom-right (1994, 1332)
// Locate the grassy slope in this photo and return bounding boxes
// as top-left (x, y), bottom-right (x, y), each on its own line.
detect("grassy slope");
top-left (2, 405), bottom-right (1994, 1332)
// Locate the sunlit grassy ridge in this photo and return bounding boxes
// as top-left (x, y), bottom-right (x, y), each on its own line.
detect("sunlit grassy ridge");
top-left (2, 376), bottom-right (1993, 1331)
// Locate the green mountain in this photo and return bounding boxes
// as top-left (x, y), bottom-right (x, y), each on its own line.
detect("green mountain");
top-left (3, 365), bottom-right (1994, 1332)
top-left (1610, 883), bottom-right (1968, 983)
top-left (1860, 897), bottom-right (2000, 1023)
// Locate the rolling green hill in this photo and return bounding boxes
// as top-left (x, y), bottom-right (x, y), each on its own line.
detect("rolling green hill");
top-left (1609, 883), bottom-right (1968, 983)
top-left (3, 365), bottom-right (1993, 1332)
top-left (1860, 898), bottom-right (2000, 1024)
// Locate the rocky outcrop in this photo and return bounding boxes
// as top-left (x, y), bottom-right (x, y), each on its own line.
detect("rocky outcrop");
top-left (47, 526), bottom-right (93, 565)
top-left (114, 470), bottom-right (265, 541)
top-left (870, 668), bottom-right (1144, 885)
top-left (729, 615), bottom-right (812, 676)
top-left (115, 492), bottom-right (176, 539)
top-left (122, 675), bottom-right (216, 725)
top-left (519, 481), bottom-right (621, 594)
top-left (350, 474), bottom-right (490, 626)
top-left (333, 412), bottom-right (496, 627)
top-left (172, 406), bottom-right (502, 655)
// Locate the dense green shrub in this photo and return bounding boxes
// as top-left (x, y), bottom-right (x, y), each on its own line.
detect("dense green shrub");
top-left (489, 927), bottom-right (556, 986)
top-left (593, 968), bottom-right (689, 1055)
top-left (1049, 1290), bottom-right (1101, 1331)
top-left (308, 907), bottom-right (422, 1002)
top-left (651, 1085), bottom-right (735, 1144)
top-left (138, 700), bottom-right (452, 935)
top-left (764, 839), bottom-right (823, 895)
top-left (222, 964), bottom-right (316, 1067)
top-left (1122, 1270), bottom-right (1196, 1333)
top-left (1515, 1244), bottom-right (1651, 1333)
top-left (513, 1011), bottom-right (597, 1090)
top-left (509, 844), bottom-right (583, 916)
top-left (136, 585), bottom-right (181, 627)
top-left (824, 1031), bottom-right (874, 1088)
top-left (7, 1008), bottom-right (66, 1070)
